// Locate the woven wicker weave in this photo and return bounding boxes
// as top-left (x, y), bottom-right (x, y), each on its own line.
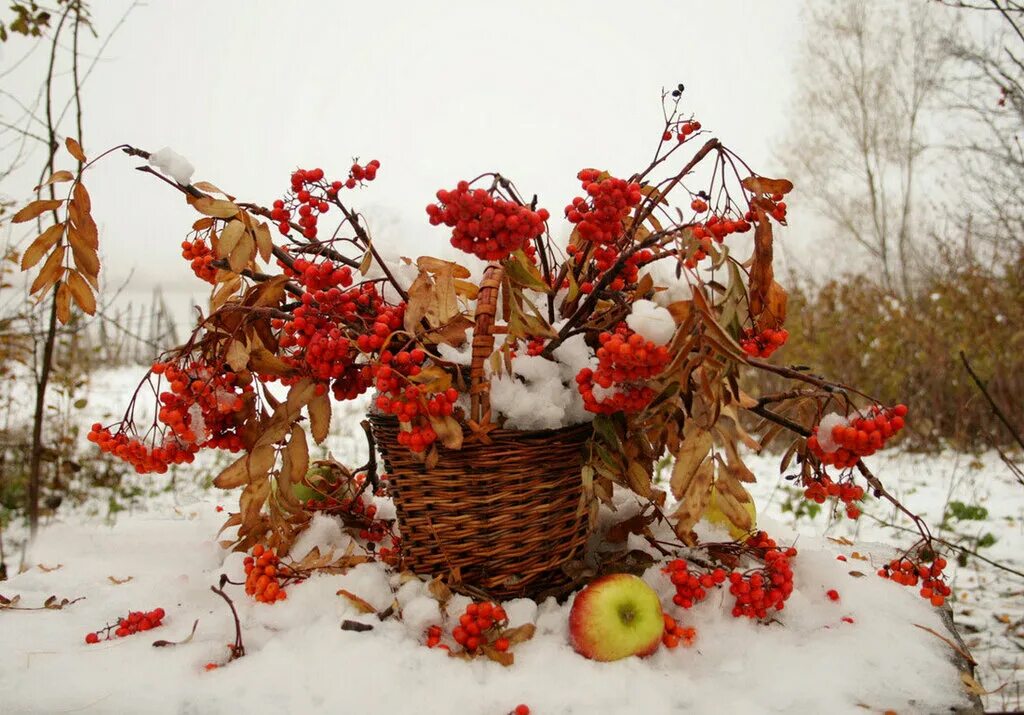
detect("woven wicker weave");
top-left (369, 263), bottom-right (592, 599)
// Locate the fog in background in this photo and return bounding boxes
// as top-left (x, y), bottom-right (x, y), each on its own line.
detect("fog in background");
top-left (1, 0), bottom-right (807, 325)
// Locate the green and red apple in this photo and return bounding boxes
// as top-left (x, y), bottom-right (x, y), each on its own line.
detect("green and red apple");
top-left (569, 574), bottom-right (665, 661)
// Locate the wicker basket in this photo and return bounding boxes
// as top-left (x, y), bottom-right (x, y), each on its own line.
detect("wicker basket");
top-left (369, 264), bottom-right (592, 599)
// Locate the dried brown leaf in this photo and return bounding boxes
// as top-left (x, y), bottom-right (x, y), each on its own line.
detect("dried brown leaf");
top-left (217, 219), bottom-right (245, 258)
top-left (670, 423), bottom-right (713, 500)
top-left (337, 589), bottom-right (376, 614)
top-left (65, 137), bottom-right (86, 163)
top-left (66, 270), bottom-right (96, 315)
top-left (214, 444), bottom-right (275, 489)
top-left (35, 170), bottom-right (74, 189)
top-left (308, 391), bottom-right (331, 444)
top-left (20, 223), bottom-right (64, 270)
top-left (13, 199), bottom-right (62, 224)
top-left (72, 182), bottom-right (91, 213)
top-left (30, 246), bottom-right (65, 295)
top-left (193, 197), bottom-right (239, 219)
top-left (286, 426), bottom-right (309, 483)
top-left (741, 176), bottom-right (793, 196)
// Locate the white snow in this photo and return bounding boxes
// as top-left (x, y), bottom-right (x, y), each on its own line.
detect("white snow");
top-left (626, 299), bottom-right (677, 345)
top-left (0, 498), bottom-right (975, 714)
top-left (147, 147), bottom-right (195, 186)
top-left (488, 334), bottom-right (596, 430)
top-left (1, 365), bottom-right (1015, 713)
top-left (815, 412), bottom-right (847, 453)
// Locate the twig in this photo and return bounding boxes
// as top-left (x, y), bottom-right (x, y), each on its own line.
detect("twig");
top-left (960, 350), bottom-right (1024, 450)
top-left (210, 576), bottom-right (244, 660)
top-left (862, 512), bottom-right (1024, 580)
top-left (913, 623), bottom-right (978, 667)
top-left (151, 619), bottom-right (199, 647)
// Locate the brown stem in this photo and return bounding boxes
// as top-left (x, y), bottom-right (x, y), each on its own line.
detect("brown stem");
top-left (28, 5), bottom-right (74, 538)
top-left (211, 576), bottom-right (245, 660)
top-left (960, 350), bottom-right (1024, 450)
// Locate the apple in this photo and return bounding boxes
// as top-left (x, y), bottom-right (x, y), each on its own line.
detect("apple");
top-left (568, 574), bottom-right (665, 661)
top-left (703, 486), bottom-right (757, 541)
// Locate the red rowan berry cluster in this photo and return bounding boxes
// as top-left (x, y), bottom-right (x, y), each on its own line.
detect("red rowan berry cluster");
top-left (275, 274), bottom-right (404, 401)
top-left (807, 404), bottom-right (908, 469)
top-left (180, 237), bottom-right (217, 283)
top-left (663, 559), bottom-right (727, 609)
top-left (801, 472), bottom-right (865, 519)
top-left (88, 360), bottom-right (250, 473)
top-left (692, 213), bottom-right (753, 243)
top-left (726, 531), bottom-right (796, 619)
top-left (271, 162), bottom-right (380, 238)
top-left (372, 348), bottom-right (459, 453)
top-left (425, 181), bottom-right (550, 261)
top-left (690, 198), bottom-right (708, 213)
top-left (661, 613), bottom-right (697, 649)
top-left (152, 361), bottom-right (249, 451)
top-left (565, 169), bottom-right (642, 245)
top-left (511, 706), bottom-right (530, 715)
top-left (740, 327), bottom-right (789, 358)
top-left (88, 425), bottom-right (196, 474)
top-left (575, 325), bottom-right (670, 414)
top-left (84, 608), bottom-right (165, 644)
top-left (569, 244), bottom-right (651, 294)
top-left (878, 554), bottom-right (950, 607)
top-left (245, 544), bottom-right (288, 604)
top-left (662, 120), bottom-right (702, 143)
top-left (450, 600), bottom-right (510, 654)
top-left (662, 533), bottom-right (796, 619)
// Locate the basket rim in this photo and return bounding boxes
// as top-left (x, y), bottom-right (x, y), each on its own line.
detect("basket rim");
top-left (366, 409), bottom-right (594, 441)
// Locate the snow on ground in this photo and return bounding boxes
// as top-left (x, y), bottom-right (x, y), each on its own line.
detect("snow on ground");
top-left (0, 499), bottom-right (974, 714)
top-left (1, 368), bottom-right (1020, 712)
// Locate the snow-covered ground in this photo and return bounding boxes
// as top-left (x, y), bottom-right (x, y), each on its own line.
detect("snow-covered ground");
top-left (1, 368), bottom-right (1020, 713)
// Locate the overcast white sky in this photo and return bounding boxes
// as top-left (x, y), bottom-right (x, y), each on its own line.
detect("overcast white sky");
top-left (2, 0), bottom-right (810, 323)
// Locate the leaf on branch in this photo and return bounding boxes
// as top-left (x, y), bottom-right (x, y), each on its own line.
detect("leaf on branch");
top-left (30, 245), bottom-right (65, 296)
top-left (712, 479), bottom-right (755, 533)
top-left (254, 222), bottom-right (273, 263)
top-left (404, 257), bottom-right (470, 345)
top-left (229, 230), bottom-right (254, 273)
top-left (504, 249), bottom-right (549, 292)
top-left (358, 247), bottom-right (373, 276)
top-left (217, 220), bottom-right (245, 259)
top-left (66, 270), bottom-right (96, 315)
top-left (67, 201), bottom-right (98, 249)
top-left (214, 445), bottom-right (275, 489)
top-left (671, 460), bottom-right (714, 542)
top-left (193, 197), bottom-right (240, 219)
top-left (12, 199), bottom-right (62, 224)
top-left (747, 210), bottom-right (783, 329)
top-left (34, 170), bottom-right (74, 190)
top-left (192, 181), bottom-right (232, 198)
top-left (20, 223), bottom-right (64, 270)
top-left (427, 414), bottom-right (463, 450)
top-left (65, 137), bottom-right (86, 163)
top-left (72, 182), bottom-right (91, 213)
top-left (741, 176), bottom-right (793, 196)
top-left (285, 426), bottom-right (309, 483)
top-left (225, 338), bottom-right (250, 372)
top-left (669, 423), bottom-right (713, 500)
top-left (308, 391), bottom-right (331, 444)
top-left (210, 275), bottom-right (242, 312)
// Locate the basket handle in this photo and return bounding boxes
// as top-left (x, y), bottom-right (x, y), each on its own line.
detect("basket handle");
top-left (469, 263), bottom-right (504, 427)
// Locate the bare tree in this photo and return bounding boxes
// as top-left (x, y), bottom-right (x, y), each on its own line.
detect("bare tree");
top-left (784, 0), bottom-right (953, 295)
top-left (936, 1), bottom-right (1024, 256)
